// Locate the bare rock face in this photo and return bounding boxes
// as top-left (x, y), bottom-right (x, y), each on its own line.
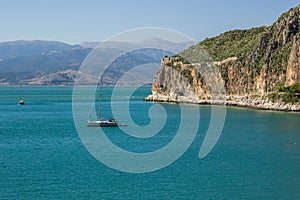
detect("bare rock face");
top-left (146, 5), bottom-right (300, 111)
top-left (286, 35), bottom-right (300, 86)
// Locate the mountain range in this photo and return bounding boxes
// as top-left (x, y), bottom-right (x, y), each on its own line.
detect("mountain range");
top-left (0, 38), bottom-right (193, 85)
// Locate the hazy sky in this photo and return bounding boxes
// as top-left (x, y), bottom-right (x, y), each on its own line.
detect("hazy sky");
top-left (0, 0), bottom-right (299, 44)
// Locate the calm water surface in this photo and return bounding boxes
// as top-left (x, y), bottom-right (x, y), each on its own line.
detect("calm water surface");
top-left (0, 86), bottom-right (299, 199)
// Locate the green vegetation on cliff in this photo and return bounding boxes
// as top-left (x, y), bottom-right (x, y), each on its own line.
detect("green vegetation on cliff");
top-left (201, 6), bottom-right (299, 77)
top-left (271, 83), bottom-right (300, 103)
top-left (200, 27), bottom-right (267, 63)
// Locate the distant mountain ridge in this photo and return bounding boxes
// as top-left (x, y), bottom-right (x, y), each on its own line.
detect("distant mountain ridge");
top-left (0, 47), bottom-right (92, 84)
top-left (0, 40), bottom-right (80, 60)
top-left (0, 38), bottom-right (192, 85)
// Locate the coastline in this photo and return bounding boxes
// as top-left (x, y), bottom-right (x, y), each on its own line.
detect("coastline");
top-left (144, 94), bottom-right (300, 112)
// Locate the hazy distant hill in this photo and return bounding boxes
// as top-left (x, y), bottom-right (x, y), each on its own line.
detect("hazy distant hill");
top-left (103, 48), bottom-right (173, 85)
top-left (80, 37), bottom-right (194, 51)
top-left (0, 38), bottom-right (193, 85)
top-left (0, 40), bottom-right (80, 60)
top-left (0, 47), bottom-right (92, 83)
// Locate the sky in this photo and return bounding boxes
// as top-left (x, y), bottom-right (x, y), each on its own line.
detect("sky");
top-left (0, 0), bottom-right (299, 44)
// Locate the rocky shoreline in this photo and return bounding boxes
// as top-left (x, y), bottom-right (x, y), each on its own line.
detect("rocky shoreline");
top-left (144, 94), bottom-right (300, 112)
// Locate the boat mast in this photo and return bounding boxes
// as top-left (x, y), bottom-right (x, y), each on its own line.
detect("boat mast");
top-left (98, 75), bottom-right (103, 120)
top-left (18, 81), bottom-right (25, 105)
top-left (19, 82), bottom-right (22, 101)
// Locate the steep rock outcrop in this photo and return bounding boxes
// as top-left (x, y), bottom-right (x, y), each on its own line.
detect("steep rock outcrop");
top-left (145, 5), bottom-right (300, 111)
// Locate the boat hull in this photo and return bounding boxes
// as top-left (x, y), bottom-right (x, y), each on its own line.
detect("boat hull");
top-left (87, 119), bottom-right (118, 127)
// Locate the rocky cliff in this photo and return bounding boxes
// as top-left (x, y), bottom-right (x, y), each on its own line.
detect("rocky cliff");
top-left (145, 5), bottom-right (300, 111)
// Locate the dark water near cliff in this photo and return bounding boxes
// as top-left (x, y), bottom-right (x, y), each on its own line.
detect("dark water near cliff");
top-left (0, 86), bottom-right (299, 199)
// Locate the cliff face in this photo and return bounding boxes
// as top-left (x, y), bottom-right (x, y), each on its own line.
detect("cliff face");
top-left (286, 35), bottom-right (300, 85)
top-left (146, 5), bottom-right (300, 111)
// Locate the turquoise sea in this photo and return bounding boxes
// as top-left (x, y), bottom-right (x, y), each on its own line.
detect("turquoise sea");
top-left (0, 86), bottom-right (299, 199)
